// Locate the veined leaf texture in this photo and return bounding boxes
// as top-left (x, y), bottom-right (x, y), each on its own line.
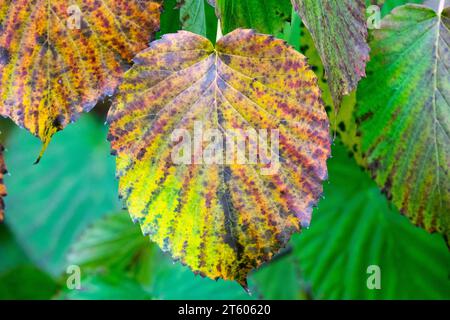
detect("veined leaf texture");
top-left (357, 4), bottom-right (450, 244)
top-left (0, 0), bottom-right (161, 156)
top-left (107, 30), bottom-right (330, 285)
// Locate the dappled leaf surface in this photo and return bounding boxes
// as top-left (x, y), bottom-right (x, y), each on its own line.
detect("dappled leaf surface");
top-left (292, 0), bottom-right (370, 107)
top-left (107, 30), bottom-right (330, 285)
top-left (0, 0), bottom-right (161, 151)
top-left (357, 5), bottom-right (450, 243)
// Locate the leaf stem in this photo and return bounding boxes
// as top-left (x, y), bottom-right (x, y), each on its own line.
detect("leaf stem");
top-left (216, 19), bottom-right (223, 42)
top-left (438, 0), bottom-right (445, 14)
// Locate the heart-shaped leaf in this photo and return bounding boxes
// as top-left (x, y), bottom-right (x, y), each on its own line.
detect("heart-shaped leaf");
top-left (107, 29), bottom-right (330, 286)
top-left (0, 0), bottom-right (161, 157)
top-left (292, 0), bottom-right (370, 107)
top-left (357, 4), bottom-right (450, 244)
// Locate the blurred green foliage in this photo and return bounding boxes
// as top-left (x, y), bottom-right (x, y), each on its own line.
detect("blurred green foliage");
top-left (0, 0), bottom-right (448, 300)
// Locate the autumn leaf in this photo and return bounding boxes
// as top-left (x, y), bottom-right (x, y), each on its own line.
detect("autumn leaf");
top-left (292, 0), bottom-right (370, 108)
top-left (107, 30), bottom-right (330, 286)
top-left (0, 0), bottom-right (161, 159)
top-left (357, 4), bottom-right (450, 244)
top-left (0, 144), bottom-right (6, 221)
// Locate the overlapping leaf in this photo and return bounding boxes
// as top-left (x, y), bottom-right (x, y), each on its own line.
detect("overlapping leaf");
top-left (357, 4), bottom-right (450, 243)
top-left (0, 0), bottom-right (161, 155)
top-left (179, 0), bottom-right (217, 41)
top-left (216, 0), bottom-right (292, 35)
top-left (292, 0), bottom-right (370, 107)
top-left (107, 30), bottom-right (330, 286)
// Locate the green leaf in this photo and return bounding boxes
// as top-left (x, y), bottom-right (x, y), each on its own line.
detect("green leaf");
top-left (356, 4), bottom-right (450, 243)
top-left (294, 143), bottom-right (450, 299)
top-left (149, 251), bottom-right (255, 299)
top-left (216, 0), bottom-right (293, 35)
top-left (280, 6), bottom-right (302, 50)
top-left (0, 225), bottom-right (28, 274)
top-left (60, 273), bottom-right (152, 300)
top-left (157, 0), bottom-right (182, 38)
top-left (0, 224), bottom-right (58, 299)
top-left (180, 0), bottom-right (218, 42)
top-left (4, 115), bottom-right (121, 276)
top-left (67, 211), bottom-right (150, 273)
top-left (291, 0), bottom-right (370, 107)
top-left (67, 212), bottom-right (255, 299)
top-left (107, 29), bottom-right (330, 286)
top-left (0, 264), bottom-right (58, 299)
top-left (249, 249), bottom-right (311, 300)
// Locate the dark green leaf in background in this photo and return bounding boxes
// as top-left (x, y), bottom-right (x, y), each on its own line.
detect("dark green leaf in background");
top-left (67, 212), bottom-right (252, 300)
top-left (158, 0), bottom-right (182, 38)
top-left (180, 0), bottom-right (218, 42)
top-left (216, 0), bottom-right (292, 35)
top-left (67, 211), bottom-right (150, 274)
top-left (294, 143), bottom-right (450, 299)
top-left (61, 273), bottom-right (152, 300)
top-left (0, 224), bottom-right (58, 299)
top-left (4, 115), bottom-right (121, 276)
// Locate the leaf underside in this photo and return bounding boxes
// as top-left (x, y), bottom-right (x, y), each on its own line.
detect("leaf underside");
top-left (292, 0), bottom-right (370, 107)
top-left (0, 0), bottom-right (161, 150)
top-left (357, 5), bottom-right (450, 244)
top-left (107, 30), bottom-right (330, 285)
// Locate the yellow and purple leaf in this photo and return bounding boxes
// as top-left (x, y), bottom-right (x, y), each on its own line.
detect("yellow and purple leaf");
top-left (107, 30), bottom-right (331, 286)
top-left (0, 0), bottom-right (161, 157)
